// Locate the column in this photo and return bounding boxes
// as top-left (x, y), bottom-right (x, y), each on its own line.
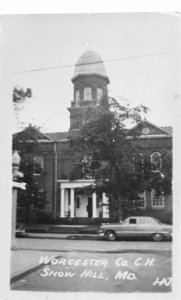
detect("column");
top-left (70, 188), bottom-right (75, 218)
top-left (102, 193), bottom-right (109, 218)
top-left (92, 192), bottom-right (97, 218)
top-left (60, 188), bottom-right (65, 217)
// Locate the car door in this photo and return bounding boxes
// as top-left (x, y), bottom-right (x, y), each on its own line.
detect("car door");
top-left (116, 217), bottom-right (138, 238)
top-left (137, 218), bottom-right (149, 237)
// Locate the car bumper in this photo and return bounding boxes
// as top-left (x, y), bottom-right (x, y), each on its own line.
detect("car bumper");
top-left (98, 233), bottom-right (105, 237)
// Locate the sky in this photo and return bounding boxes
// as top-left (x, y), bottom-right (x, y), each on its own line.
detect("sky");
top-left (2, 13), bottom-right (181, 133)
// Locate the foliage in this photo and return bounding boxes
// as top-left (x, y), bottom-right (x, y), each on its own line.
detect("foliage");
top-left (14, 125), bottom-right (47, 224)
top-left (17, 159), bottom-right (47, 224)
top-left (13, 86), bottom-right (32, 130)
top-left (13, 86), bottom-right (32, 104)
top-left (13, 124), bottom-right (42, 152)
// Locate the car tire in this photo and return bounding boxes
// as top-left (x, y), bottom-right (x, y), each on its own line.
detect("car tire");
top-left (106, 230), bottom-right (116, 241)
top-left (152, 233), bottom-right (164, 242)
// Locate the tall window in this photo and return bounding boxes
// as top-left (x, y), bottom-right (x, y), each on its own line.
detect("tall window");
top-left (75, 90), bottom-right (80, 102)
top-left (132, 192), bottom-right (146, 209)
top-left (97, 88), bottom-right (103, 101)
top-left (151, 152), bottom-right (162, 172)
top-left (84, 87), bottom-right (92, 101)
top-left (133, 153), bottom-right (143, 173)
top-left (151, 189), bottom-right (164, 208)
top-left (34, 156), bottom-right (43, 175)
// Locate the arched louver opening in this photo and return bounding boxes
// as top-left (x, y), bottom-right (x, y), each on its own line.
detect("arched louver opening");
top-left (75, 90), bottom-right (80, 103)
top-left (84, 87), bottom-right (92, 101)
top-left (97, 88), bottom-right (103, 102)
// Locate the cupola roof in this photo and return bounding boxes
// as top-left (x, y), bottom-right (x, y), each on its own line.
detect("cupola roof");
top-left (72, 51), bottom-right (109, 83)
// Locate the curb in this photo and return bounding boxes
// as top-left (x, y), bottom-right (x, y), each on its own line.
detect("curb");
top-left (21, 233), bottom-right (102, 240)
top-left (10, 254), bottom-right (62, 284)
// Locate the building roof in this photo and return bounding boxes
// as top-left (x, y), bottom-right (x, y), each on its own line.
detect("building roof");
top-left (127, 120), bottom-right (172, 138)
top-left (45, 132), bottom-right (69, 141)
top-left (161, 126), bottom-right (173, 135)
top-left (72, 51), bottom-right (109, 83)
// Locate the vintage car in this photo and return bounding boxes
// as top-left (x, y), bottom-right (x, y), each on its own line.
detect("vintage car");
top-left (97, 216), bottom-right (172, 241)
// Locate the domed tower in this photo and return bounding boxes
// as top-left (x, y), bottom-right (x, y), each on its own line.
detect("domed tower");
top-left (68, 51), bottom-right (110, 133)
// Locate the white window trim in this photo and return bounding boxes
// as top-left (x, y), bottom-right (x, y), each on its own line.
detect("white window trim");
top-left (151, 189), bottom-right (164, 208)
top-left (133, 191), bottom-right (146, 209)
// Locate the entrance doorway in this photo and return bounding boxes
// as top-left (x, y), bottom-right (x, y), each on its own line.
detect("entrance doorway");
top-left (87, 196), bottom-right (92, 218)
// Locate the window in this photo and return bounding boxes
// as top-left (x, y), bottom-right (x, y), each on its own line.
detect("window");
top-left (75, 90), bottom-right (80, 102)
top-left (151, 152), bottom-right (162, 172)
top-left (151, 189), bottom-right (164, 208)
top-left (138, 218), bottom-right (147, 225)
top-left (34, 156), bottom-right (43, 175)
top-left (129, 218), bottom-right (137, 224)
top-left (132, 192), bottom-right (146, 209)
top-left (97, 88), bottom-right (103, 101)
top-left (133, 153), bottom-right (143, 173)
top-left (84, 87), bottom-right (92, 101)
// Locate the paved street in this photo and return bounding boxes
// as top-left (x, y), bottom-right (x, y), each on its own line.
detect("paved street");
top-left (11, 238), bottom-right (172, 293)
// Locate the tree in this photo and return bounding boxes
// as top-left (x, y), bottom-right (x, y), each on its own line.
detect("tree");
top-left (70, 96), bottom-right (149, 220)
top-left (13, 125), bottom-right (47, 225)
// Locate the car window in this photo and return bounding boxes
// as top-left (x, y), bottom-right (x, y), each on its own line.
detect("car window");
top-left (129, 218), bottom-right (137, 224)
top-left (138, 218), bottom-right (147, 225)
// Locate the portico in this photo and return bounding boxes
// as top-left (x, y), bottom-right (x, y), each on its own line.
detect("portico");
top-left (58, 180), bottom-right (109, 219)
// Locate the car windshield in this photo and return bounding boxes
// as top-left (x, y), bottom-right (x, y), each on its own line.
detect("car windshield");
top-left (152, 217), bottom-right (162, 224)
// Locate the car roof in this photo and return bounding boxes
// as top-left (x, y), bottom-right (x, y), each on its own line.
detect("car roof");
top-left (127, 216), bottom-right (154, 219)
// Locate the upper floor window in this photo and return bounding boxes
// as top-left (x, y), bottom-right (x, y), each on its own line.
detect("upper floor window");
top-left (84, 87), bottom-right (92, 101)
top-left (151, 189), bottom-right (164, 208)
top-left (133, 153), bottom-right (143, 173)
top-left (34, 156), bottom-right (43, 175)
top-left (97, 88), bottom-right (103, 101)
top-left (151, 152), bottom-right (162, 172)
top-left (75, 90), bottom-right (80, 102)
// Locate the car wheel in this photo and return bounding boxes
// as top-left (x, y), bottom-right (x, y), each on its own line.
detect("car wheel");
top-left (152, 233), bottom-right (164, 242)
top-left (106, 231), bottom-right (116, 241)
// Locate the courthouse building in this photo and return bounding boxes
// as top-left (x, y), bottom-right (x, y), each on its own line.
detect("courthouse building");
top-left (15, 51), bottom-right (172, 223)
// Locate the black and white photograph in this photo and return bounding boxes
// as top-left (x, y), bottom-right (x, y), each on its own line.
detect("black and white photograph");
top-left (1, 10), bottom-right (181, 298)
